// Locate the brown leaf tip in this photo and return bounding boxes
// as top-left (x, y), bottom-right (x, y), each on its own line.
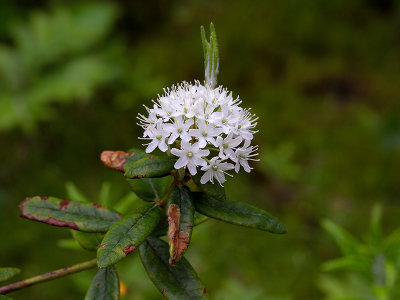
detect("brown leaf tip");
top-left (123, 243), bottom-right (136, 255)
top-left (167, 204), bottom-right (190, 265)
top-left (100, 151), bottom-right (133, 172)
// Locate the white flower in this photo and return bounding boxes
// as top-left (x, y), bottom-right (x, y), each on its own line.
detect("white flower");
top-left (200, 157), bottom-right (234, 186)
top-left (215, 132), bottom-right (242, 160)
top-left (189, 119), bottom-right (222, 148)
top-left (163, 116), bottom-right (193, 144)
top-left (234, 140), bottom-right (259, 173)
top-left (170, 141), bottom-right (210, 175)
top-left (141, 123), bottom-right (170, 153)
top-left (137, 81), bottom-right (259, 183)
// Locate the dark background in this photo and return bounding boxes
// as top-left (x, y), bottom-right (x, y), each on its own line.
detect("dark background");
top-left (0, 0), bottom-right (399, 299)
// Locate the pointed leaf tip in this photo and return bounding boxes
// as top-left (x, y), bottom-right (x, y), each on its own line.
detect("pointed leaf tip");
top-left (194, 193), bottom-right (287, 234)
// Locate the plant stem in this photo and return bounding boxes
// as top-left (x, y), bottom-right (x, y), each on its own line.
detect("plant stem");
top-left (0, 258), bottom-right (97, 295)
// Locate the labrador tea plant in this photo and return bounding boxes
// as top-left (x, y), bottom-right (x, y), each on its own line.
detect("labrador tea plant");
top-left (0, 23), bottom-right (286, 300)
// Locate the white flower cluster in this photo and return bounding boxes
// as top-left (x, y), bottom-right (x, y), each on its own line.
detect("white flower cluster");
top-left (138, 81), bottom-right (259, 186)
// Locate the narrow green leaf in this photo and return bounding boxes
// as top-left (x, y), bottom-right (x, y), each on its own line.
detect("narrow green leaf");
top-left (194, 193), bottom-right (287, 234)
top-left (0, 294), bottom-right (13, 299)
top-left (65, 182), bottom-right (89, 203)
top-left (98, 182), bottom-right (112, 206)
top-left (0, 268), bottom-right (20, 282)
top-left (167, 186), bottom-right (195, 264)
top-left (85, 266), bottom-right (119, 300)
top-left (72, 231), bottom-right (103, 251)
top-left (113, 193), bottom-right (141, 214)
top-left (124, 156), bottom-right (176, 179)
top-left (97, 204), bottom-right (162, 268)
top-left (321, 219), bottom-right (360, 255)
top-left (19, 196), bottom-right (122, 232)
top-left (127, 176), bottom-right (173, 202)
top-left (192, 172), bottom-right (226, 201)
top-left (139, 237), bottom-right (208, 299)
top-left (57, 238), bottom-right (82, 251)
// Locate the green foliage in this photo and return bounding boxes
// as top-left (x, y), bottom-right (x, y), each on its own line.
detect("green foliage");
top-left (85, 266), bottom-right (119, 300)
top-left (194, 193), bottom-right (287, 234)
top-left (139, 237), bottom-right (209, 300)
top-left (97, 204), bottom-right (162, 268)
top-left (0, 3), bottom-right (118, 132)
top-left (319, 204), bottom-right (400, 300)
top-left (0, 268), bottom-right (20, 283)
top-left (20, 196), bottom-right (121, 232)
top-left (124, 156), bottom-right (176, 179)
top-left (127, 176), bottom-right (173, 202)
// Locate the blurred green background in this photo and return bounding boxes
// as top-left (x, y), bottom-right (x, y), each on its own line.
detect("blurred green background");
top-left (1, 0), bottom-right (400, 299)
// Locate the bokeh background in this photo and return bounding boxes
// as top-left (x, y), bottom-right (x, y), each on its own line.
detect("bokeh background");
top-left (1, 0), bottom-right (400, 299)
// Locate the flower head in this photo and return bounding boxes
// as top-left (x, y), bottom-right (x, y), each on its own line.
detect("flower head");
top-left (137, 81), bottom-right (259, 185)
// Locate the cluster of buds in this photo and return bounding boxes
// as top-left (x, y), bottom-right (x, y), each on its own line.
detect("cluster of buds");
top-left (138, 81), bottom-right (259, 186)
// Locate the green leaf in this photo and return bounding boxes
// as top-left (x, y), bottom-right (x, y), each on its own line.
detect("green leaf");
top-left (167, 186), bottom-right (195, 264)
top-left (85, 266), bottom-right (119, 300)
top-left (72, 231), bottom-right (103, 251)
top-left (98, 182), bottom-right (112, 206)
top-left (192, 172), bottom-right (225, 201)
top-left (0, 268), bottom-right (20, 282)
top-left (124, 156), bottom-right (176, 179)
top-left (321, 219), bottom-right (360, 255)
top-left (127, 176), bottom-right (173, 202)
top-left (139, 236), bottom-right (208, 299)
top-left (0, 295), bottom-right (13, 300)
top-left (97, 204), bottom-right (162, 268)
top-left (194, 193), bottom-right (287, 234)
top-left (20, 196), bottom-right (122, 232)
top-left (65, 181), bottom-right (89, 203)
top-left (113, 193), bottom-right (141, 214)
top-left (57, 238), bottom-right (82, 251)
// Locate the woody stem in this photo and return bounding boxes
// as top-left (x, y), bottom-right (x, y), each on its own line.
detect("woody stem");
top-left (0, 258), bottom-right (97, 295)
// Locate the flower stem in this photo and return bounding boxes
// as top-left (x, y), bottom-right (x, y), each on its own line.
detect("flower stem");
top-left (0, 258), bottom-right (97, 295)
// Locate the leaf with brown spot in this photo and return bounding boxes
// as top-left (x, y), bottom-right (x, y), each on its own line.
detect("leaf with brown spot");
top-left (20, 196), bottom-right (121, 232)
top-left (167, 186), bottom-right (194, 265)
top-left (97, 204), bottom-right (162, 268)
top-left (139, 237), bottom-right (208, 299)
top-left (100, 150), bottom-right (134, 172)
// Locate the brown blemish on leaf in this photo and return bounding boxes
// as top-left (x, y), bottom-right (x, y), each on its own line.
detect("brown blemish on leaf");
top-left (162, 288), bottom-right (166, 295)
top-left (19, 198), bottom-right (80, 229)
top-left (149, 156), bottom-right (154, 160)
top-left (203, 288), bottom-right (207, 294)
top-left (59, 199), bottom-right (70, 211)
top-left (167, 204), bottom-right (190, 265)
top-left (100, 150), bottom-right (133, 172)
top-left (98, 243), bottom-right (108, 249)
top-left (92, 203), bottom-right (101, 209)
top-left (123, 243), bottom-right (136, 255)
top-left (40, 196), bottom-right (48, 201)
